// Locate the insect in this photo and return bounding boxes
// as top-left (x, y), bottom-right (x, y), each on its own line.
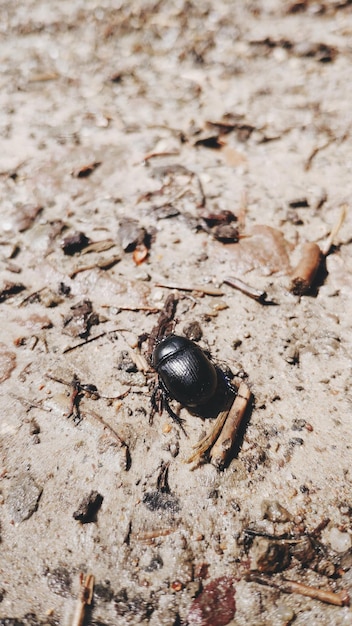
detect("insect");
top-left (151, 334), bottom-right (234, 435)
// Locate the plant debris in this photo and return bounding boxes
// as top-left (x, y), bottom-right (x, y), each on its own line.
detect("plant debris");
top-left (249, 36), bottom-right (337, 63)
top-left (118, 218), bottom-right (150, 252)
top-left (290, 242), bottom-right (323, 295)
top-left (0, 281), bottom-right (26, 302)
top-left (217, 225), bottom-right (292, 275)
top-left (187, 577), bottom-right (236, 626)
top-left (15, 204), bottom-right (43, 232)
top-left (210, 383), bottom-right (252, 470)
top-left (6, 473), bottom-right (43, 523)
top-left (147, 293), bottom-right (178, 358)
top-left (246, 572), bottom-right (349, 607)
top-left (73, 491), bottom-right (104, 524)
top-left (61, 231), bottom-right (90, 255)
top-left (224, 276), bottom-right (269, 303)
top-left (62, 299), bottom-right (99, 339)
top-left (201, 210), bottom-right (239, 243)
top-left (72, 573), bottom-right (94, 626)
top-left (143, 462), bottom-right (180, 513)
top-left (72, 161), bottom-right (101, 178)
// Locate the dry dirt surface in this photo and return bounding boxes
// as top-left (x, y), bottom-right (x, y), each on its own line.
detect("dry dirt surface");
top-left (1, 1), bottom-right (352, 625)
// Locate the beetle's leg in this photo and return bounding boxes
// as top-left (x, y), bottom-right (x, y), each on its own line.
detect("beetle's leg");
top-left (162, 396), bottom-right (188, 437)
top-left (150, 381), bottom-right (188, 436)
top-left (151, 385), bottom-right (159, 412)
top-left (217, 367), bottom-right (238, 398)
top-left (150, 384), bottom-right (162, 424)
top-left (226, 377), bottom-right (238, 396)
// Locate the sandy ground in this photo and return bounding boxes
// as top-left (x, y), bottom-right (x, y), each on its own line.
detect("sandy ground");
top-left (1, 1), bottom-right (352, 624)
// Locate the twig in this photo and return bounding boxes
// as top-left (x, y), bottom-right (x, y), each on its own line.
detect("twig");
top-left (186, 409), bottom-right (230, 464)
top-left (155, 282), bottom-right (223, 296)
top-left (85, 409), bottom-right (128, 448)
top-left (195, 172), bottom-right (206, 208)
top-left (223, 276), bottom-right (268, 303)
top-left (304, 139), bottom-right (334, 171)
top-left (63, 332), bottom-right (107, 354)
top-left (46, 372), bottom-right (129, 401)
top-left (247, 572), bottom-right (350, 607)
top-left (131, 527), bottom-right (177, 542)
top-left (72, 573), bottom-right (94, 626)
top-left (137, 165), bottom-right (205, 208)
top-left (101, 305), bottom-right (161, 313)
top-left (10, 393), bottom-right (52, 413)
top-left (18, 287), bottom-right (46, 307)
top-left (151, 188), bottom-right (191, 211)
top-left (85, 409), bottom-right (131, 470)
top-left (69, 254), bottom-right (121, 278)
top-left (210, 382), bottom-right (252, 469)
top-left (139, 150), bottom-right (180, 163)
top-left (80, 239), bottom-right (115, 254)
top-left (321, 203), bottom-right (347, 256)
top-left (45, 374), bottom-right (131, 450)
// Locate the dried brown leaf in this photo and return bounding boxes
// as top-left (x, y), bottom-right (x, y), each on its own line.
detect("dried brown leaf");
top-left (187, 577), bottom-right (236, 626)
top-left (15, 314), bottom-right (53, 331)
top-left (15, 204), bottom-right (43, 232)
top-left (214, 225), bottom-right (292, 276)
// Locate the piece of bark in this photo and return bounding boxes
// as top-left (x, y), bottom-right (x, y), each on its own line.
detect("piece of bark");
top-left (290, 242), bottom-right (323, 295)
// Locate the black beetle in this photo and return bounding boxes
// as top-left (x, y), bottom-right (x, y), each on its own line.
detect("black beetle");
top-left (151, 334), bottom-right (234, 434)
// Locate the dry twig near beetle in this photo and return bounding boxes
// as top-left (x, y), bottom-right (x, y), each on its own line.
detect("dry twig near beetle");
top-left (72, 573), bottom-right (94, 626)
top-left (187, 382), bottom-right (251, 468)
top-left (210, 382), bottom-right (252, 469)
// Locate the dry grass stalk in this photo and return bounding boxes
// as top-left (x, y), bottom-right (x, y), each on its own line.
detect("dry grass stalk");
top-left (248, 572), bottom-right (350, 607)
top-left (186, 408), bottom-right (230, 465)
top-left (72, 573), bottom-right (94, 626)
top-left (224, 276), bottom-right (267, 303)
top-left (155, 282), bottom-right (224, 296)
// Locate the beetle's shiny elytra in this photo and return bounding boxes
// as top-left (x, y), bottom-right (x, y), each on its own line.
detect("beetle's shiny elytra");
top-left (152, 335), bottom-right (218, 407)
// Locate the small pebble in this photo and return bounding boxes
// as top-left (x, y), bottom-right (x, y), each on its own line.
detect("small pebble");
top-left (73, 490), bottom-right (104, 523)
top-left (261, 499), bottom-right (292, 523)
top-left (46, 566), bottom-right (72, 597)
top-left (275, 602), bottom-right (295, 624)
top-left (6, 473), bottom-right (43, 523)
top-left (29, 419), bottom-right (40, 435)
top-left (211, 300), bottom-right (228, 312)
top-left (183, 321), bottom-right (203, 342)
top-left (328, 527), bottom-right (352, 553)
